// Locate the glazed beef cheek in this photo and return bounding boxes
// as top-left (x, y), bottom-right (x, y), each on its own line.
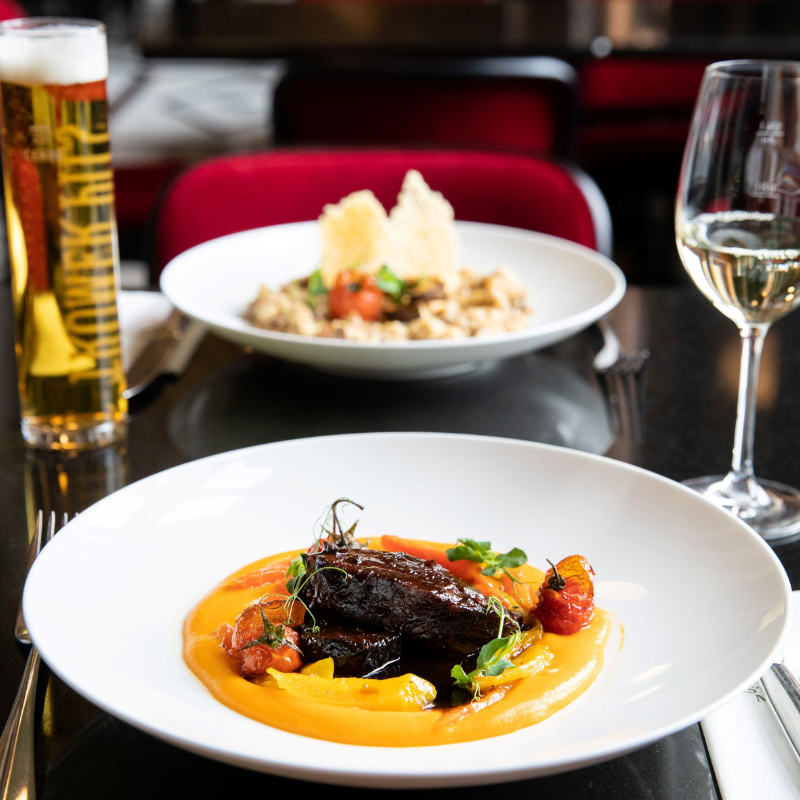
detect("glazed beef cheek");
top-left (302, 550), bottom-right (519, 656)
top-left (299, 621), bottom-right (401, 677)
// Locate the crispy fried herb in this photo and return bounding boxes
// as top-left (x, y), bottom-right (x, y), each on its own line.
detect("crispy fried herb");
top-left (445, 538), bottom-right (528, 584)
top-left (450, 596), bottom-right (521, 702)
top-left (374, 265), bottom-right (406, 302)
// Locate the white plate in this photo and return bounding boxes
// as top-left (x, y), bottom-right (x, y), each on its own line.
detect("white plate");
top-left (24, 433), bottom-right (790, 787)
top-left (160, 222), bottom-right (626, 379)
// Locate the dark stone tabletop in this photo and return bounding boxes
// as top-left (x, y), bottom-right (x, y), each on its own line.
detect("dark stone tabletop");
top-left (5, 282), bottom-right (800, 798)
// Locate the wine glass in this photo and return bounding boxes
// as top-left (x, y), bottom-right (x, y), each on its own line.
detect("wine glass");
top-left (676, 60), bottom-right (800, 542)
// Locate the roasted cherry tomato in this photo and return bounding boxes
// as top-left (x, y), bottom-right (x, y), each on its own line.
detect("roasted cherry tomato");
top-left (536, 555), bottom-right (595, 635)
top-left (328, 271), bottom-right (384, 321)
top-left (220, 600), bottom-right (303, 677)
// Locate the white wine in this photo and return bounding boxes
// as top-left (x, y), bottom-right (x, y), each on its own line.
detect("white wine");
top-left (678, 211), bottom-right (800, 325)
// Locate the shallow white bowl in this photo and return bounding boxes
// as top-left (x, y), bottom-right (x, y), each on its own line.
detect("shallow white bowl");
top-left (24, 434), bottom-right (790, 787)
top-left (160, 222), bottom-right (626, 379)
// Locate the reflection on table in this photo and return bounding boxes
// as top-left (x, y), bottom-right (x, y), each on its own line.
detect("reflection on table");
top-left (167, 352), bottom-right (613, 460)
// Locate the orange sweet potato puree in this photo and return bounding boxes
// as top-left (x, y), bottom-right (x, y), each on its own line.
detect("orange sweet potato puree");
top-left (184, 541), bottom-right (615, 747)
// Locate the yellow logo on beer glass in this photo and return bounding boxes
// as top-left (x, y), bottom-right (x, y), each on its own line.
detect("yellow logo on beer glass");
top-left (57, 98), bottom-right (121, 382)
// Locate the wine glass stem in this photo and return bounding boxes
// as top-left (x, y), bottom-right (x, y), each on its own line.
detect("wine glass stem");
top-left (730, 324), bottom-right (768, 482)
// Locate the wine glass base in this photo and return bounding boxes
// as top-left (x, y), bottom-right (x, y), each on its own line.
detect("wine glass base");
top-left (683, 475), bottom-right (800, 543)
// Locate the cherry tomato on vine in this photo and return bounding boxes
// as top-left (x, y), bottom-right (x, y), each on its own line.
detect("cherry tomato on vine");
top-left (328, 271), bottom-right (385, 321)
top-left (536, 555), bottom-right (595, 635)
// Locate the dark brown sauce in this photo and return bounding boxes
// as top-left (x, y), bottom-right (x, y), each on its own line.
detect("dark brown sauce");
top-left (348, 639), bottom-right (480, 707)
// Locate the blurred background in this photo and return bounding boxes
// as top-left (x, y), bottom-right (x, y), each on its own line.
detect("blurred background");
top-left (6, 0), bottom-right (797, 288)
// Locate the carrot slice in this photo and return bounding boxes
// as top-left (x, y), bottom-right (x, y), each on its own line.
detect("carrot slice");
top-left (223, 559), bottom-right (292, 591)
top-left (380, 535), bottom-right (482, 582)
top-left (437, 685), bottom-right (513, 726)
top-left (500, 571), bottom-right (538, 613)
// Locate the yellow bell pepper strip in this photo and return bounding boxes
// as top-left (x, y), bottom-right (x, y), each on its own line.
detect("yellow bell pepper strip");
top-left (474, 642), bottom-right (553, 690)
top-left (300, 658), bottom-right (335, 679)
top-left (259, 670), bottom-right (437, 712)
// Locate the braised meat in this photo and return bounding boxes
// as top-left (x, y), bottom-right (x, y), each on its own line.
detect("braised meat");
top-left (302, 549), bottom-right (520, 656)
top-left (299, 621), bottom-right (401, 677)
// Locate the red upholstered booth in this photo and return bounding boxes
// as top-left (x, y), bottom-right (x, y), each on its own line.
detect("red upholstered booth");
top-left (153, 149), bottom-right (611, 278)
top-left (579, 58), bottom-right (709, 159)
top-left (0, 0), bottom-right (25, 21)
top-left (273, 57), bottom-right (578, 159)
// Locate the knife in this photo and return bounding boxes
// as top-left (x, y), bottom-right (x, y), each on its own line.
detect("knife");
top-left (763, 662), bottom-right (800, 758)
top-left (123, 310), bottom-right (206, 400)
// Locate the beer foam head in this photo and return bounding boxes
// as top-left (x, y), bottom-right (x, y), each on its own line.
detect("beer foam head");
top-left (0, 19), bottom-right (108, 86)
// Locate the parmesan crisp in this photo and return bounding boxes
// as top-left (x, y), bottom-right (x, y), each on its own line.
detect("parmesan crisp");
top-left (319, 190), bottom-right (393, 287)
top-left (317, 171), bottom-right (459, 286)
top-left (390, 170), bottom-right (458, 283)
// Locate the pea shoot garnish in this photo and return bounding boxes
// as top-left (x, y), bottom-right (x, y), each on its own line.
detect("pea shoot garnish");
top-left (272, 557), bottom-right (348, 634)
top-left (272, 498), bottom-right (363, 633)
top-left (309, 497), bottom-right (364, 552)
top-left (450, 597), bottom-right (521, 702)
top-left (446, 538), bottom-right (528, 586)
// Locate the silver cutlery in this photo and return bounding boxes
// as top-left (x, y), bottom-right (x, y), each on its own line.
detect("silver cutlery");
top-left (593, 317), bottom-right (649, 442)
top-left (123, 310), bottom-right (206, 400)
top-left (13, 510), bottom-right (43, 645)
top-left (762, 662), bottom-right (800, 758)
top-left (1, 511), bottom-right (63, 800)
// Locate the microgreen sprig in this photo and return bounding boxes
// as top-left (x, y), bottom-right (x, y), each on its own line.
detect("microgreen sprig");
top-left (309, 498), bottom-right (364, 553)
top-left (278, 554), bottom-right (349, 633)
top-left (450, 597), bottom-right (521, 702)
top-left (446, 538), bottom-right (528, 587)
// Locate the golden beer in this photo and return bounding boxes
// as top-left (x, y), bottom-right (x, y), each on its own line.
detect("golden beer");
top-left (0, 19), bottom-right (127, 450)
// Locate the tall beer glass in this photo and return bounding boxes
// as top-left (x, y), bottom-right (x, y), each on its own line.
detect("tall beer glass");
top-left (0, 19), bottom-right (127, 450)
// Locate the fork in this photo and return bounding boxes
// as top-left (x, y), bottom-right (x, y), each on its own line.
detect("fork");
top-left (0, 511), bottom-right (60, 800)
top-left (593, 317), bottom-right (650, 442)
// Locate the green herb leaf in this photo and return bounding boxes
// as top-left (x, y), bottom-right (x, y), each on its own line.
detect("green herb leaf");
top-left (450, 600), bottom-right (521, 702)
top-left (284, 553), bottom-right (307, 594)
top-left (374, 265), bottom-right (406, 301)
top-left (451, 687), bottom-right (472, 707)
top-left (477, 636), bottom-right (510, 670)
top-left (447, 538), bottom-right (528, 579)
top-left (308, 269), bottom-right (328, 296)
top-left (451, 664), bottom-right (471, 686)
top-left (498, 548), bottom-right (527, 569)
top-left (445, 539), bottom-right (492, 564)
top-left (483, 658), bottom-right (514, 677)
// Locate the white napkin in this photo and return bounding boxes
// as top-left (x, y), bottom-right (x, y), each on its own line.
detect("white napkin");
top-left (116, 290), bottom-right (174, 373)
top-left (701, 592), bottom-right (800, 798)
